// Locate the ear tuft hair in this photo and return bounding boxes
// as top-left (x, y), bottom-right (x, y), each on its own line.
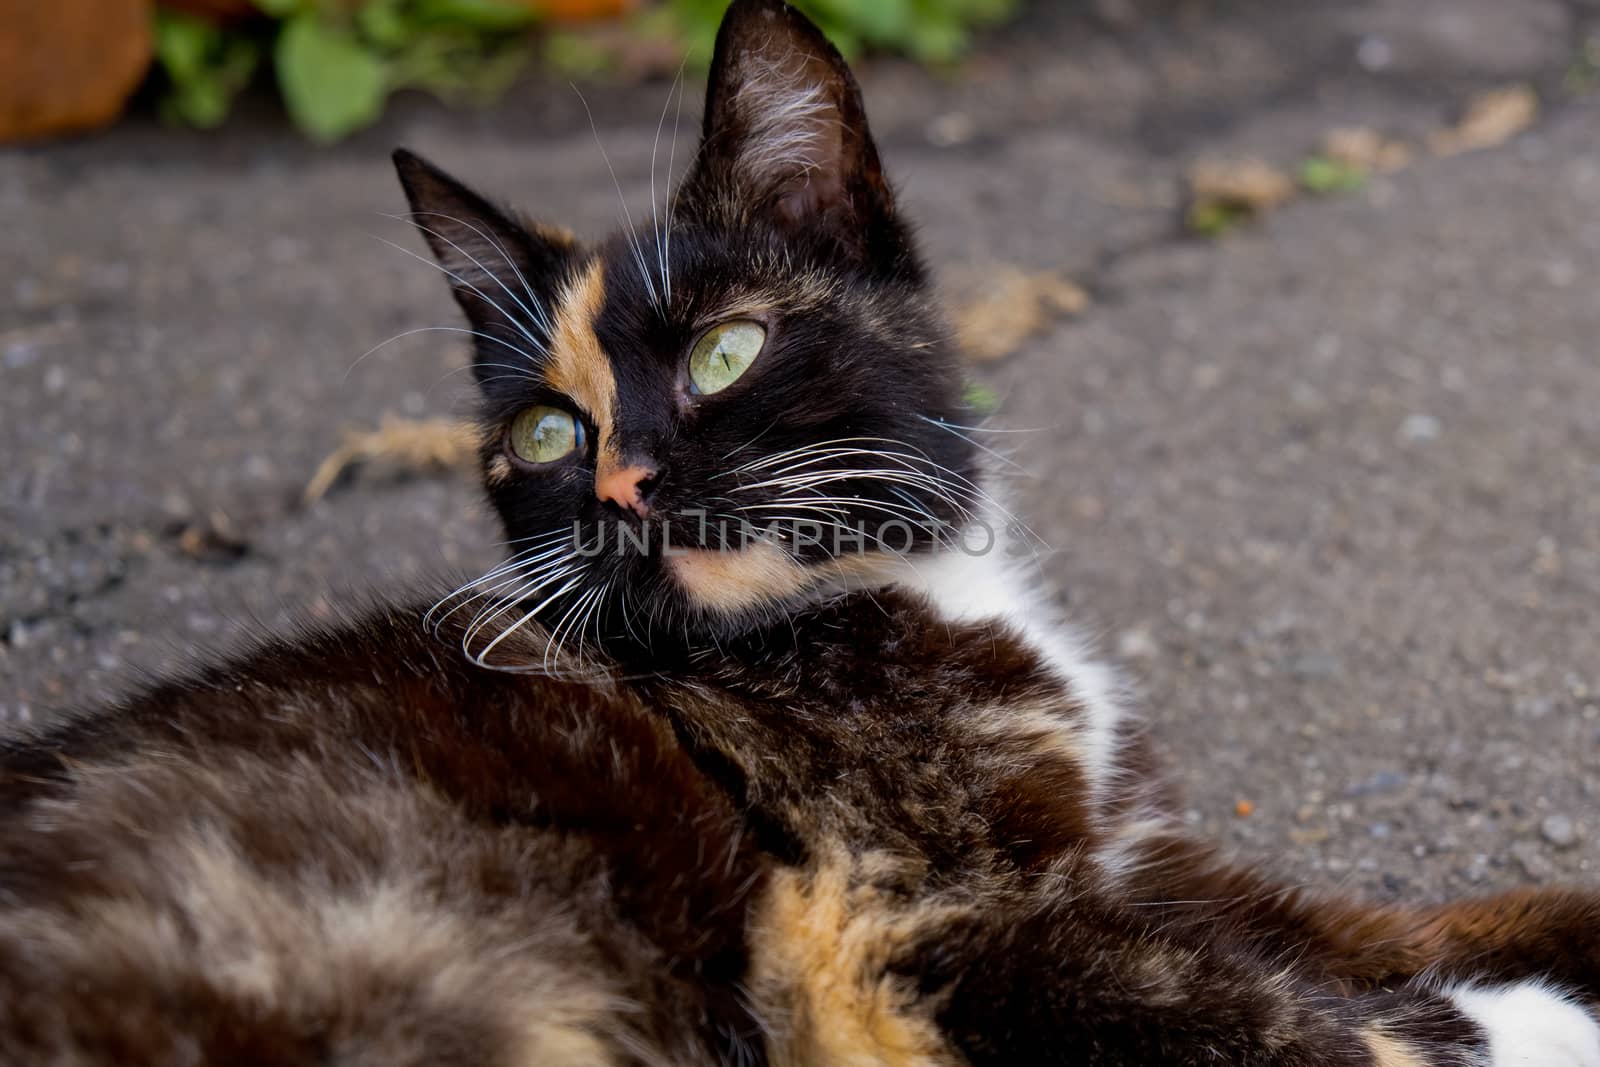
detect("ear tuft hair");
top-left (392, 149), bottom-right (569, 297)
top-left (391, 148), bottom-right (577, 385)
top-left (689, 0), bottom-right (900, 261)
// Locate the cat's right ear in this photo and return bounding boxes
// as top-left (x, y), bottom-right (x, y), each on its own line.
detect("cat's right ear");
top-left (392, 149), bottom-right (574, 367)
top-left (682, 0), bottom-right (905, 271)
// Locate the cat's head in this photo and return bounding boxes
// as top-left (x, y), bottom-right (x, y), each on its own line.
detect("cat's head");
top-left (396, 0), bottom-right (990, 663)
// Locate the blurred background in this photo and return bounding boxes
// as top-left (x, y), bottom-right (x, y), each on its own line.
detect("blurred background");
top-left (2, 0), bottom-right (1598, 902)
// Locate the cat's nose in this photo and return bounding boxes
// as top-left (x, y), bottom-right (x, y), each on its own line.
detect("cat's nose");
top-left (595, 460), bottom-right (659, 518)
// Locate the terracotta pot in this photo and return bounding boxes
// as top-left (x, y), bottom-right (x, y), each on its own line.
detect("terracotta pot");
top-left (0, 0), bottom-right (154, 142)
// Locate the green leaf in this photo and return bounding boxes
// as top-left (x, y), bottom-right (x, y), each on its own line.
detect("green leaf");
top-left (1186, 201), bottom-right (1247, 238)
top-left (154, 10), bottom-right (210, 80)
top-left (1298, 155), bottom-right (1368, 195)
top-left (252, 0), bottom-right (303, 16)
top-left (153, 10), bottom-right (260, 129)
top-left (412, 0), bottom-right (539, 32)
top-left (949, 0), bottom-right (1016, 22)
top-left (805, 0), bottom-right (911, 44)
top-left (355, 0), bottom-right (415, 49)
top-left (543, 30), bottom-right (616, 80)
top-left (669, 0), bottom-right (1014, 64)
top-left (904, 17), bottom-right (967, 63)
top-left (275, 13), bottom-right (389, 142)
top-left (163, 79), bottom-right (227, 127)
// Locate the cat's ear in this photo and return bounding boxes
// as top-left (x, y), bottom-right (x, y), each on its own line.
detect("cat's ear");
top-left (391, 149), bottom-right (574, 363)
top-left (687, 0), bottom-right (899, 262)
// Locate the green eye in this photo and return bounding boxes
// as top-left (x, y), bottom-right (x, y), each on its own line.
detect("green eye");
top-left (688, 320), bottom-right (766, 395)
top-left (508, 405), bottom-right (583, 465)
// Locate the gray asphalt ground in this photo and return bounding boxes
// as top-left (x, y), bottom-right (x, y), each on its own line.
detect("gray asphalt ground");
top-left (3, 0), bottom-right (1598, 901)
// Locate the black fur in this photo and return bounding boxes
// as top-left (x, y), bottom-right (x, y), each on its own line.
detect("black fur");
top-left (394, 0), bottom-right (977, 646)
top-left (1, 4), bottom-right (1597, 1066)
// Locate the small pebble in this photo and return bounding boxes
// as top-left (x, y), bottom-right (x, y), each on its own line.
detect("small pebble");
top-left (3, 342), bottom-right (38, 369)
top-left (1540, 814), bottom-right (1578, 849)
top-left (1513, 695), bottom-right (1554, 719)
top-left (1116, 627), bottom-right (1158, 660)
top-left (1399, 413), bottom-right (1441, 442)
top-left (1510, 840), bottom-right (1557, 882)
top-left (1290, 651), bottom-right (1343, 681)
top-left (926, 112), bottom-right (976, 147)
top-left (1356, 35), bottom-right (1394, 72)
top-left (1346, 770), bottom-right (1408, 799)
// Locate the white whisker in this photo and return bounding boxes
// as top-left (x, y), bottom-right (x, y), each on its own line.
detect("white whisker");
top-left (372, 235), bottom-right (548, 356)
top-left (428, 541), bottom-right (574, 634)
top-left (424, 533), bottom-right (568, 620)
top-left (919, 416), bottom-right (1031, 475)
top-left (387, 211), bottom-right (555, 339)
top-left (470, 567), bottom-right (588, 662)
top-left (649, 60), bottom-right (689, 310)
top-left (572, 84), bottom-right (661, 312)
top-left (346, 325), bottom-right (540, 383)
top-left (663, 59), bottom-right (688, 306)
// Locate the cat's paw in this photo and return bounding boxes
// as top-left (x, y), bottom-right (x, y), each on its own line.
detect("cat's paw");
top-left (1451, 981), bottom-right (1600, 1067)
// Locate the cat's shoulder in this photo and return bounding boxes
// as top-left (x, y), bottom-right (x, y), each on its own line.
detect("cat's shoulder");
top-left (0, 591), bottom-right (631, 794)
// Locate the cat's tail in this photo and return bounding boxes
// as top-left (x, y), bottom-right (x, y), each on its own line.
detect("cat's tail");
top-left (1107, 824), bottom-right (1600, 995)
top-left (920, 877), bottom-right (1600, 1066)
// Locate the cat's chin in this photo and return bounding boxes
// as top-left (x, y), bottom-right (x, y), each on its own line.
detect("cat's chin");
top-left (665, 542), bottom-right (812, 617)
top-left (665, 543), bottom-right (902, 622)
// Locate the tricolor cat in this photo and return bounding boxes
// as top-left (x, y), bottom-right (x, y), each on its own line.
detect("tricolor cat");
top-left (1, 2), bottom-right (1595, 1063)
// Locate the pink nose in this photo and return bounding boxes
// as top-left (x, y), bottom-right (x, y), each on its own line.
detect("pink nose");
top-left (595, 463), bottom-right (656, 517)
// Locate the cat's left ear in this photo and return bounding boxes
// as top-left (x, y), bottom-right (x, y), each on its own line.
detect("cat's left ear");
top-left (392, 149), bottom-right (574, 377)
top-left (686, 0), bottom-right (900, 264)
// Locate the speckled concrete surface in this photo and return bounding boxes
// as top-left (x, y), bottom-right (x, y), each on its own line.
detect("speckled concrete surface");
top-left (2, 0), bottom-right (1597, 901)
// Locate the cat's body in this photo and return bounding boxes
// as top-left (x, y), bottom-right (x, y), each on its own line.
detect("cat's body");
top-left (3, 1), bottom-right (1598, 1063)
top-left (7, 556), bottom-right (1600, 1066)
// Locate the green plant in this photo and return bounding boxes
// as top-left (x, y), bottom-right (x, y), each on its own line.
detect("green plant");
top-left (266, 0), bottom-right (537, 141)
top-left (152, 0), bottom-right (535, 141)
top-left (669, 0), bottom-right (1016, 64)
top-left (1298, 155), bottom-right (1368, 195)
top-left (153, 10), bottom-right (262, 128)
top-left (1565, 36), bottom-right (1600, 95)
top-left (1185, 201), bottom-right (1247, 238)
top-left (150, 0), bottom-right (1019, 141)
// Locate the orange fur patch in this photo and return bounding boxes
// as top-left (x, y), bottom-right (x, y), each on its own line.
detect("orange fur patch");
top-left (667, 544), bottom-right (810, 615)
top-left (964, 703), bottom-right (1085, 768)
top-left (519, 217), bottom-right (578, 249)
top-left (485, 453), bottom-right (514, 488)
top-left (1361, 1029), bottom-right (1428, 1067)
top-left (668, 543), bottom-right (910, 619)
top-left (746, 849), bottom-right (959, 1067)
top-left (546, 260), bottom-right (621, 474)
